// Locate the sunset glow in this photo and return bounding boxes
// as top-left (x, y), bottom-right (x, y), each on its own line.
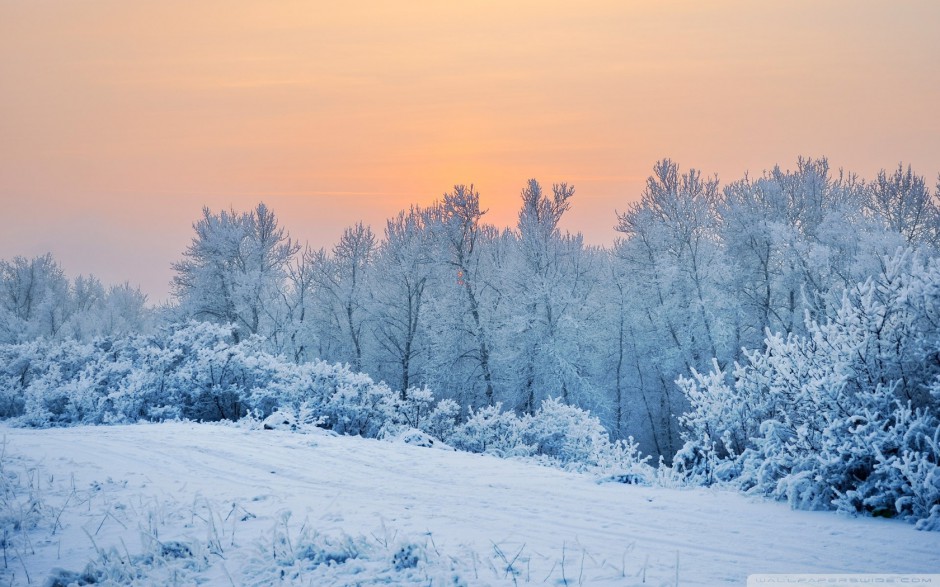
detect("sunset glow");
top-left (2, 0), bottom-right (938, 301)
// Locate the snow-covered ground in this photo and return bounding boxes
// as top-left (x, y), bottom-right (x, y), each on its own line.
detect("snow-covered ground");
top-left (2, 422), bottom-right (938, 586)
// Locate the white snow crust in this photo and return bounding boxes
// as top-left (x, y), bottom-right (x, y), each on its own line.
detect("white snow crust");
top-left (2, 422), bottom-right (938, 586)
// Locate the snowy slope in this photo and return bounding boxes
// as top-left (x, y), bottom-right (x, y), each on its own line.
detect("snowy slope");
top-left (2, 422), bottom-right (938, 586)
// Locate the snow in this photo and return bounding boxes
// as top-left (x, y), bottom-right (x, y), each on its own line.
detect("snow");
top-left (3, 422), bottom-right (939, 586)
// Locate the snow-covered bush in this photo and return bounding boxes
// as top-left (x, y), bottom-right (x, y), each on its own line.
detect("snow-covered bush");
top-left (0, 322), bottom-right (445, 445)
top-left (321, 379), bottom-right (397, 437)
top-left (521, 399), bottom-right (653, 477)
top-left (246, 359), bottom-right (401, 437)
top-left (0, 342), bottom-right (39, 418)
top-left (451, 399), bottom-right (609, 460)
top-left (447, 398), bottom-right (652, 477)
top-left (677, 250), bottom-right (940, 528)
top-left (419, 398), bottom-right (461, 443)
top-left (15, 321), bottom-right (261, 424)
top-left (4, 339), bottom-right (102, 427)
top-left (890, 407), bottom-right (940, 530)
top-left (593, 435), bottom-right (654, 485)
top-left (520, 398), bottom-right (609, 467)
top-left (450, 403), bottom-right (529, 457)
top-left (669, 436), bottom-right (732, 487)
top-left (395, 387), bottom-right (435, 430)
top-left (0, 320), bottom-right (655, 481)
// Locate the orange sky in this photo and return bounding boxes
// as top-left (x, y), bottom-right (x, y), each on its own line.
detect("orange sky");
top-left (1, 1), bottom-right (938, 302)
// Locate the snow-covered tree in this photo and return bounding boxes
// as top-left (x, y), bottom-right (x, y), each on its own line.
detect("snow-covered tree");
top-left (512, 180), bottom-right (580, 413)
top-left (614, 160), bottom-right (732, 457)
top-left (370, 207), bottom-right (435, 397)
top-left (866, 164), bottom-right (939, 249)
top-left (0, 254), bottom-right (71, 342)
top-left (305, 223), bottom-right (376, 372)
top-left (677, 250), bottom-right (940, 527)
top-left (172, 203), bottom-right (299, 343)
top-left (428, 185), bottom-right (499, 406)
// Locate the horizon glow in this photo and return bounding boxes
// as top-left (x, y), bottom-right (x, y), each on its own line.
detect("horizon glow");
top-left (1, 0), bottom-right (938, 302)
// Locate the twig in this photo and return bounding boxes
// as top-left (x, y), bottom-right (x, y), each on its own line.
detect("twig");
top-left (120, 537), bottom-right (134, 567)
top-left (561, 541), bottom-right (568, 586)
top-left (675, 550), bottom-right (680, 587)
top-left (95, 507), bottom-right (127, 536)
top-left (10, 540), bottom-right (29, 585)
top-left (51, 488), bottom-right (76, 536)
top-left (95, 505), bottom-right (111, 535)
top-left (426, 531), bottom-right (440, 557)
top-left (542, 560), bottom-right (558, 584)
top-left (219, 561), bottom-right (237, 587)
top-left (491, 541), bottom-right (525, 585)
top-left (579, 549), bottom-right (585, 586)
top-left (82, 527), bottom-right (103, 557)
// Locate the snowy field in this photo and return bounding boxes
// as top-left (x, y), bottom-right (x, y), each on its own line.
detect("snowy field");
top-left (2, 422), bottom-right (939, 586)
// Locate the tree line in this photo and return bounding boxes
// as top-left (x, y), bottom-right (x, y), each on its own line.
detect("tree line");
top-left (3, 157), bottom-right (939, 461)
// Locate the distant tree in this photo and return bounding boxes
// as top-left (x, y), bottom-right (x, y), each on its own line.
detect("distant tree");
top-left (720, 157), bottom-right (900, 347)
top-left (602, 248), bottom-right (663, 444)
top-left (309, 223), bottom-right (376, 372)
top-left (62, 274), bottom-right (106, 339)
top-left (430, 185), bottom-right (498, 406)
top-left (614, 160), bottom-right (730, 457)
top-left (420, 222), bottom-right (505, 409)
top-left (511, 180), bottom-right (596, 413)
top-left (172, 203), bottom-right (299, 342)
top-left (866, 164), bottom-right (939, 248)
top-left (0, 254), bottom-right (70, 343)
top-left (99, 282), bottom-right (151, 337)
top-left (371, 207), bottom-right (435, 397)
top-left (277, 246), bottom-right (318, 363)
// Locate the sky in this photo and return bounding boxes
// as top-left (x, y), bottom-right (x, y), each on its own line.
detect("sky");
top-left (1, 1), bottom-right (939, 303)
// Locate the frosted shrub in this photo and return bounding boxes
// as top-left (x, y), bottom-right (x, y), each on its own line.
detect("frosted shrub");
top-left (377, 387), bottom-right (441, 441)
top-left (251, 361), bottom-right (403, 438)
top-left (0, 321), bottom-right (428, 441)
top-left (323, 379), bottom-right (397, 437)
top-left (677, 251), bottom-right (940, 528)
top-left (891, 408), bottom-right (940, 529)
top-left (297, 401), bottom-right (325, 428)
top-left (521, 398), bottom-right (608, 468)
top-left (17, 366), bottom-right (66, 428)
top-left (593, 435), bottom-right (654, 484)
top-left (450, 403), bottom-right (529, 456)
top-left (678, 359), bottom-right (766, 463)
top-left (0, 319), bottom-right (658, 482)
top-left (243, 373), bottom-right (295, 419)
top-left (445, 398), bottom-right (648, 476)
top-left (3, 339), bottom-right (100, 427)
top-left (395, 387), bottom-right (435, 429)
top-left (0, 342), bottom-right (39, 418)
top-left (169, 327), bottom-right (262, 421)
top-left (894, 453), bottom-right (940, 530)
top-left (672, 435), bottom-right (734, 487)
top-left (0, 323), bottom-right (244, 425)
top-left (419, 399), bottom-right (461, 443)
top-left (247, 359), bottom-right (334, 415)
